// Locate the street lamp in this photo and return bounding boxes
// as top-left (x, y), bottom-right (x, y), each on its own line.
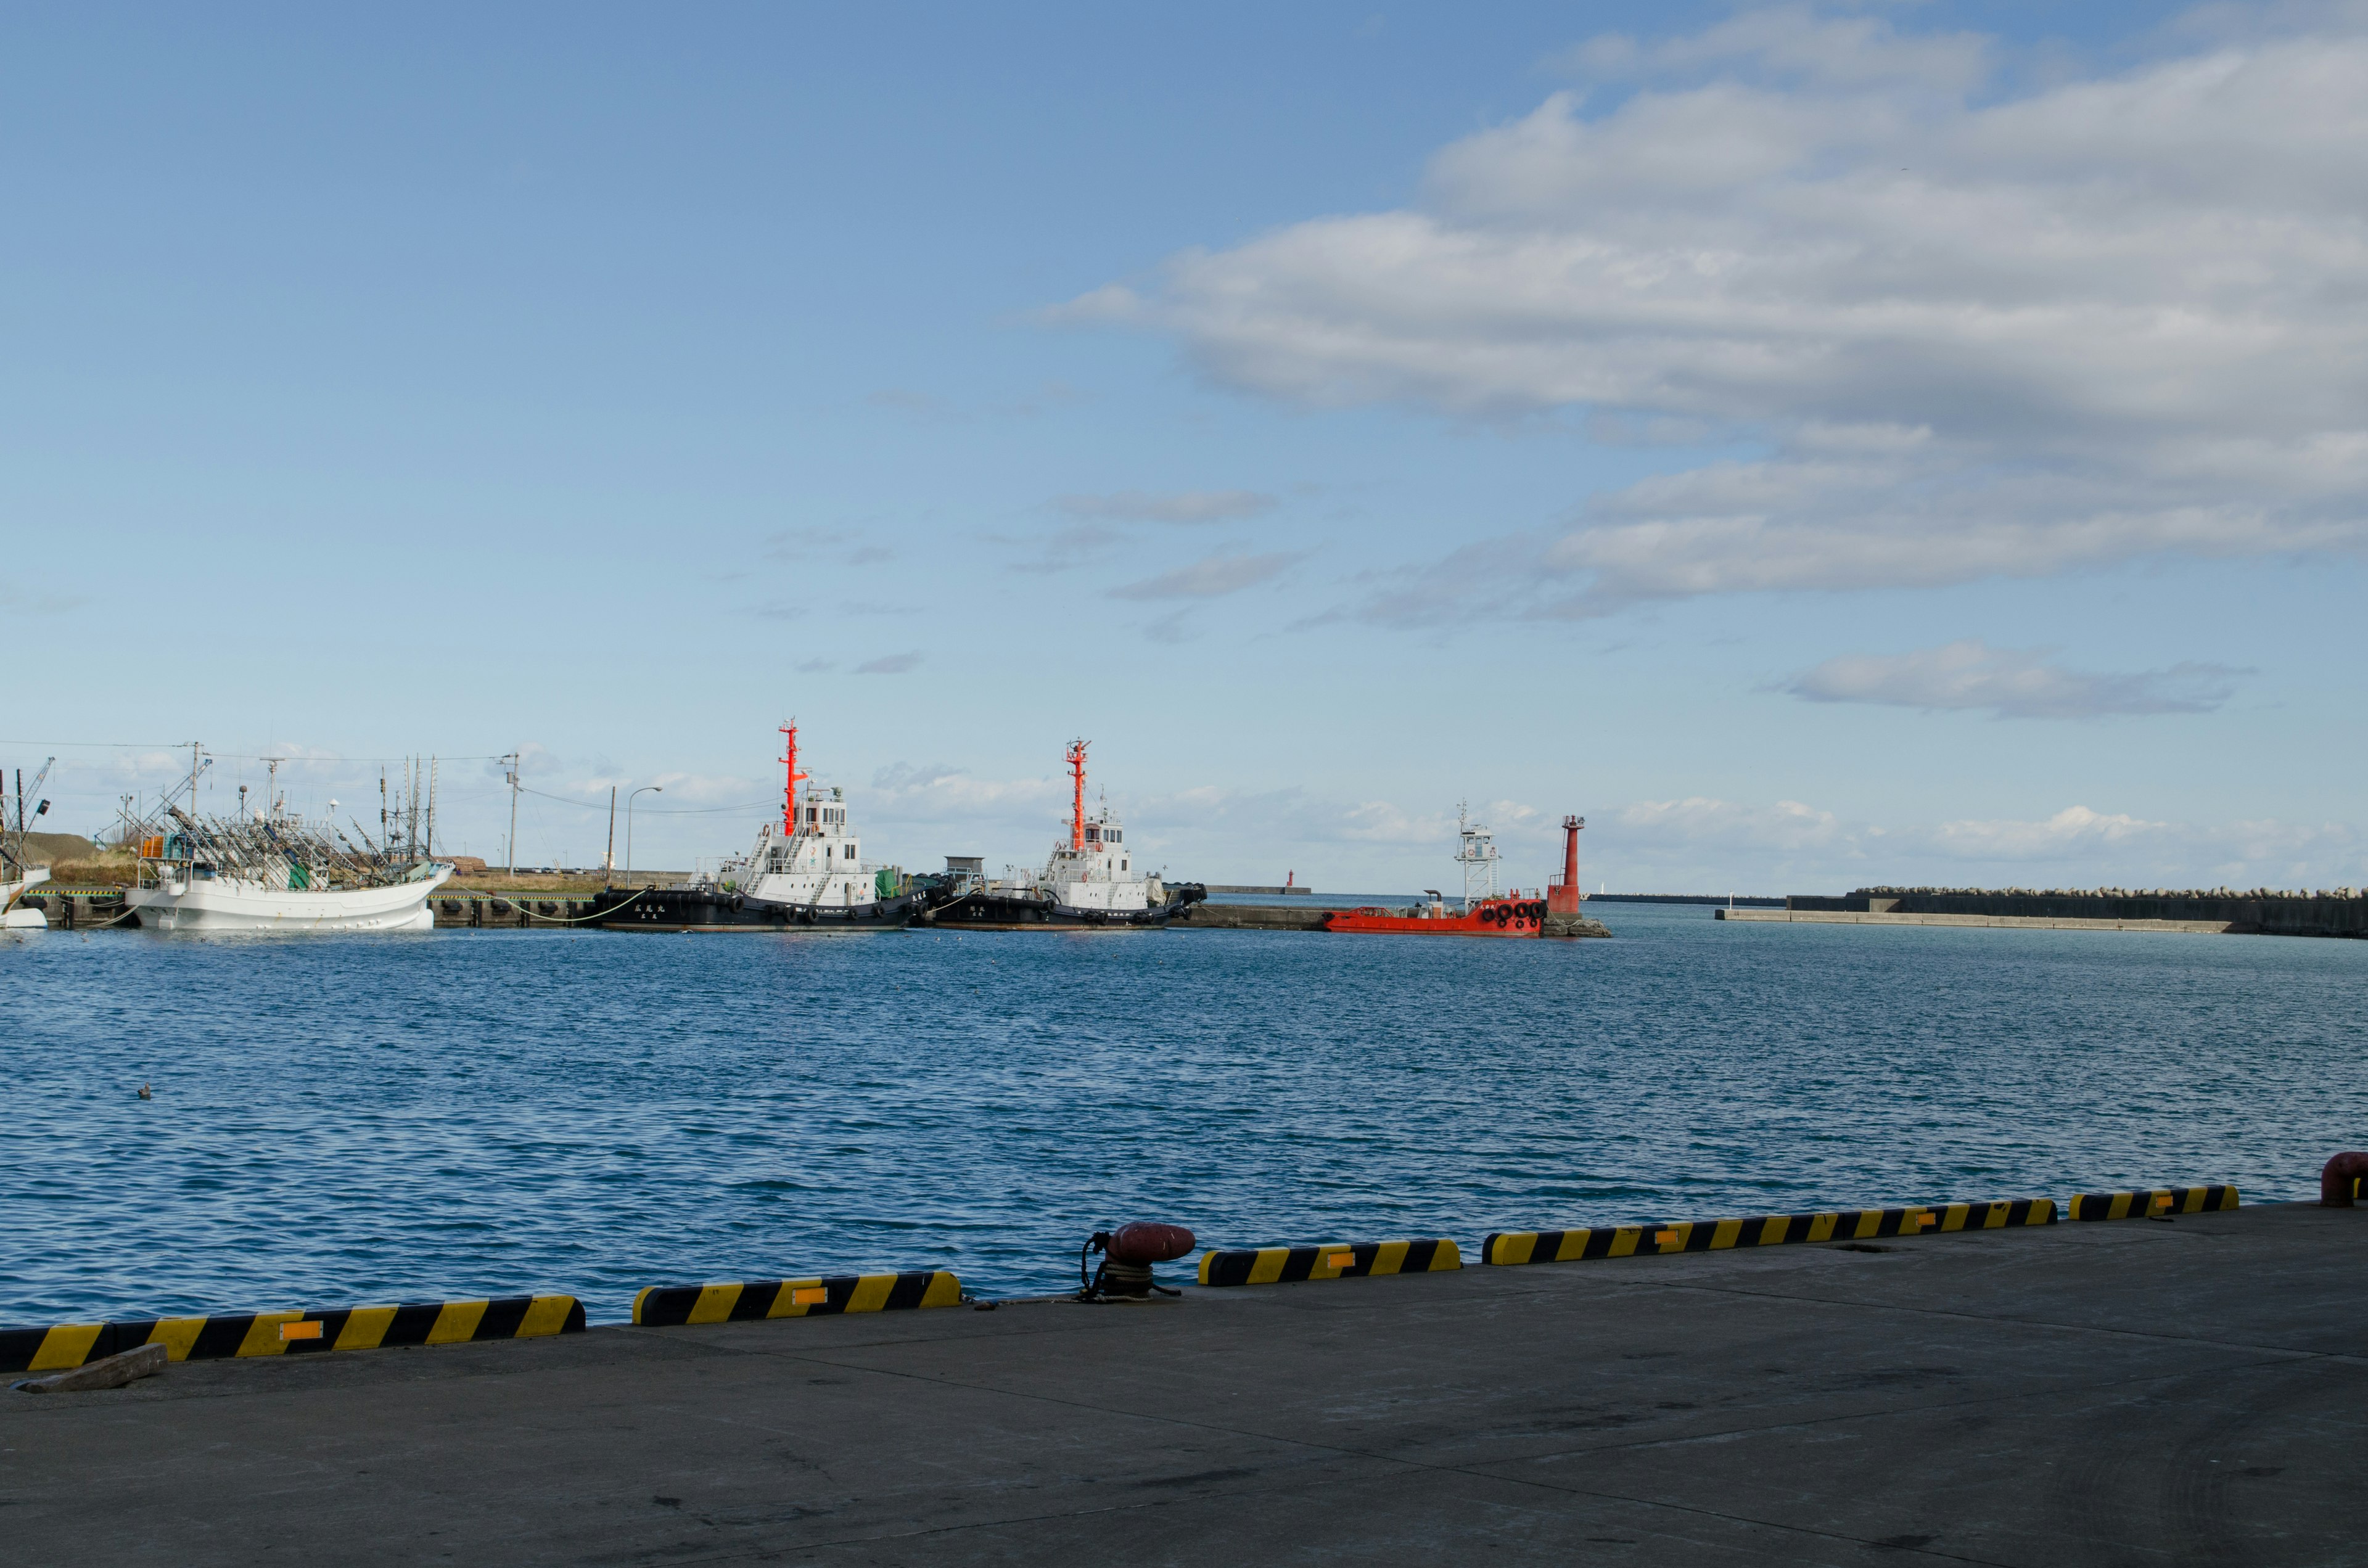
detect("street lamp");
top-left (625, 786), bottom-right (662, 887)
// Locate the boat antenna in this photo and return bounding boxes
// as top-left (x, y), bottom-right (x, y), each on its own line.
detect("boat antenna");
top-left (779, 719), bottom-right (808, 834)
top-left (1067, 739), bottom-right (1090, 849)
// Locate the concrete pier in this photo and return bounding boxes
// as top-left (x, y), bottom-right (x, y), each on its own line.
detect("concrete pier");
top-left (1719, 908), bottom-right (2235, 934)
top-left (7, 1202), bottom-right (2359, 1563)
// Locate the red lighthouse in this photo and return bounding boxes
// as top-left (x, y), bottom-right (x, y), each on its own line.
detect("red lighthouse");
top-left (1548, 815), bottom-right (1585, 914)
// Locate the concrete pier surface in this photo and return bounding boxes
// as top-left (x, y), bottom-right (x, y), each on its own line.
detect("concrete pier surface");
top-left (6, 1202), bottom-right (2363, 1564)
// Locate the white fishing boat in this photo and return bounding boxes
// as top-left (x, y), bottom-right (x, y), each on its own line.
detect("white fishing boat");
top-left (125, 860), bottom-right (451, 932)
top-left (2, 755), bottom-right (56, 928)
top-left (122, 757), bottom-right (451, 932)
top-left (1, 866), bottom-right (50, 929)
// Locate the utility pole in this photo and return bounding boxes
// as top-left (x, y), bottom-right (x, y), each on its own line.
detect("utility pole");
top-left (502, 752), bottom-right (522, 875)
top-left (605, 786), bottom-right (617, 882)
top-left (427, 757), bottom-right (438, 858)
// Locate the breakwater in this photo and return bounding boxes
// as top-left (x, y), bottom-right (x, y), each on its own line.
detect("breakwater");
top-left (1783, 889), bottom-right (2367, 938)
top-left (1592, 892), bottom-right (1782, 907)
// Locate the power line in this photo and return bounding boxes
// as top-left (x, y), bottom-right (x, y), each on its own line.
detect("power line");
top-left (0, 739), bottom-right (511, 763)
top-left (517, 784), bottom-right (765, 816)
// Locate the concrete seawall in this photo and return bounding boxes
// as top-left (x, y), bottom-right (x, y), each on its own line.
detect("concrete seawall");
top-left (1721, 908), bottom-right (2234, 934)
top-left (7, 1202), bottom-right (2359, 1563)
top-left (1783, 891), bottom-right (2367, 938)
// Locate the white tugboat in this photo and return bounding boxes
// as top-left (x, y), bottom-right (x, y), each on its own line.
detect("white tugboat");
top-left (919, 741), bottom-right (1203, 929)
top-left (586, 721), bottom-right (924, 930)
top-left (123, 754), bottom-right (452, 933)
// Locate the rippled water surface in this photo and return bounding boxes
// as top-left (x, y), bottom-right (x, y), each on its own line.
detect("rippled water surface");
top-left (6, 906), bottom-right (2364, 1322)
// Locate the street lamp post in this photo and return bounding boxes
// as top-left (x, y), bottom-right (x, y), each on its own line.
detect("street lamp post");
top-left (625, 786), bottom-right (662, 887)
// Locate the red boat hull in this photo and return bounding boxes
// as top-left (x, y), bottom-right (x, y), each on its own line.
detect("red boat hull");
top-left (1323, 897), bottom-right (1547, 937)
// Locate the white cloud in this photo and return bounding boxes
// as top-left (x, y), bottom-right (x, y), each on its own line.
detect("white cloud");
top-left (1054, 489), bottom-right (1277, 523)
top-left (0, 579), bottom-right (89, 617)
top-left (1079, 6), bottom-right (2368, 618)
top-left (853, 652), bottom-right (922, 675)
top-left (1618, 795), bottom-right (1854, 855)
top-left (868, 763), bottom-right (1063, 822)
top-left (1109, 551), bottom-right (1304, 600)
top-left (763, 527), bottom-right (895, 566)
top-left (1784, 639), bottom-right (2246, 718)
top-left (1600, 792), bottom-right (2362, 889)
top-left (643, 771), bottom-right (760, 807)
top-left (1921, 805), bottom-right (2170, 861)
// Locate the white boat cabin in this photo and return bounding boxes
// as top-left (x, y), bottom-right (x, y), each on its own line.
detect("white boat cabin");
top-left (1011, 803), bottom-right (1154, 913)
top-left (730, 786), bottom-right (885, 908)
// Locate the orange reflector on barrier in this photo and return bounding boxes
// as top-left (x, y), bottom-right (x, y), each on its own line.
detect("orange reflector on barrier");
top-left (1327, 1253), bottom-right (1354, 1269)
top-left (790, 1287), bottom-right (828, 1306)
top-left (279, 1321), bottom-right (323, 1341)
top-left (1654, 1230), bottom-right (1679, 1245)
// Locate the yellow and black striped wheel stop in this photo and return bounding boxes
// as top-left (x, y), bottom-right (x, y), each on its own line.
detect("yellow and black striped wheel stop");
top-left (1, 1295), bottom-right (584, 1375)
top-left (631, 1270), bottom-right (960, 1326)
top-left (1195, 1238), bottom-right (1460, 1287)
top-left (2066, 1185), bottom-right (2238, 1220)
top-left (1484, 1199), bottom-right (2056, 1266)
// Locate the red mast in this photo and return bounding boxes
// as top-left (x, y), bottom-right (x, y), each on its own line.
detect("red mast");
top-left (779, 720), bottom-right (809, 834)
top-left (1067, 739), bottom-right (1090, 850)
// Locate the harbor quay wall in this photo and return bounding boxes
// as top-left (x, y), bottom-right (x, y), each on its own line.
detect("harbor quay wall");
top-left (1785, 891), bottom-right (2368, 938)
top-left (1170, 901), bottom-right (1332, 931)
top-left (1172, 903), bottom-right (1611, 937)
top-left (21, 893), bottom-right (1611, 935)
top-left (7, 1201), bottom-right (2362, 1563)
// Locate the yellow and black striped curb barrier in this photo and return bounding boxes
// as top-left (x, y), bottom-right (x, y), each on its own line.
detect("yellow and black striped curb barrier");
top-left (2066, 1185), bottom-right (2238, 1221)
top-left (631, 1271), bottom-right (960, 1326)
top-left (1484, 1199), bottom-right (2057, 1266)
top-left (1196, 1238), bottom-right (1461, 1287)
top-left (2, 1295), bottom-right (583, 1375)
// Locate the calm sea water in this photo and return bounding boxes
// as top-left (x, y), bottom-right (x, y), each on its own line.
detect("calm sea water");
top-left (5, 905), bottom-right (2364, 1323)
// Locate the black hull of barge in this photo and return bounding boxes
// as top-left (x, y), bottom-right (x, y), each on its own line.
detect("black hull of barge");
top-left (586, 886), bottom-right (925, 931)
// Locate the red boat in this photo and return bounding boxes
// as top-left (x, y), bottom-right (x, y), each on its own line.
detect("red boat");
top-left (1325, 891), bottom-right (1549, 937)
top-left (1320, 805), bottom-right (1582, 938)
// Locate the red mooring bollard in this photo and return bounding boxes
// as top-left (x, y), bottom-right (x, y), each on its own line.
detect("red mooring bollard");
top-left (2319, 1152), bottom-right (2368, 1206)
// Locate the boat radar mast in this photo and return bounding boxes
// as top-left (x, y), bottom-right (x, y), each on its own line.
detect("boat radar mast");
top-left (1454, 801), bottom-right (1500, 911)
top-left (1067, 739), bottom-right (1090, 850)
top-left (779, 720), bottom-right (809, 834)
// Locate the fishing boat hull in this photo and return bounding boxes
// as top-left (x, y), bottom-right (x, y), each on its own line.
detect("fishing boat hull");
top-left (583, 885), bottom-right (927, 932)
top-left (1324, 896), bottom-right (1548, 937)
top-left (125, 865), bottom-right (453, 933)
top-left (2, 867), bottom-right (50, 929)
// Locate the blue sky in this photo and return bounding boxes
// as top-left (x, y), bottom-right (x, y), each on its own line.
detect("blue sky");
top-left (6, 2), bottom-right (2362, 893)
